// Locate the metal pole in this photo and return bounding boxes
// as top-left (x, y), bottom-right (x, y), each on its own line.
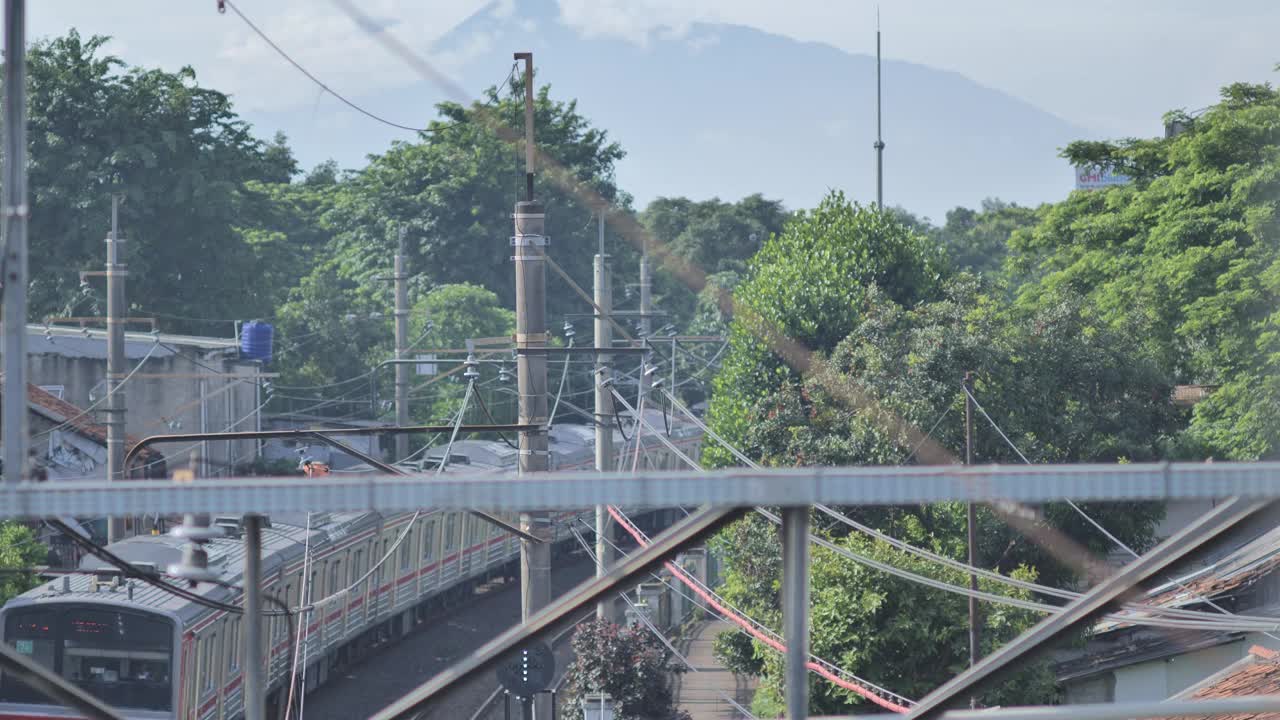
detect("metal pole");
top-left (874, 16), bottom-right (885, 211)
top-left (394, 227), bottom-right (410, 462)
top-left (516, 52), bottom-right (535, 202)
top-left (593, 237), bottom-right (614, 621)
top-left (243, 514), bottom-right (266, 720)
top-left (515, 200), bottom-right (552, 629)
top-left (505, 691), bottom-right (511, 720)
top-left (106, 195), bottom-right (127, 542)
top-left (2, 0), bottom-right (29, 486)
top-left (638, 255), bottom-right (652, 339)
top-left (964, 372), bottom-right (979, 706)
top-left (781, 506), bottom-right (810, 720)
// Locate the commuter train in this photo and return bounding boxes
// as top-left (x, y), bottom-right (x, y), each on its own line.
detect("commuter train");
top-left (0, 410), bottom-right (702, 720)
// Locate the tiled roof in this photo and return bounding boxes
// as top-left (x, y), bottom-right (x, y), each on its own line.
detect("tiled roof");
top-left (1160, 645), bottom-right (1280, 720)
top-left (23, 383), bottom-right (160, 462)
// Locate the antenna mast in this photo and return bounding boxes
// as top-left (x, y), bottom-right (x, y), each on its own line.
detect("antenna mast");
top-left (874, 8), bottom-right (885, 210)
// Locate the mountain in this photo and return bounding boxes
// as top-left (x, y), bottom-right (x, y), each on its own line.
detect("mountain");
top-left (248, 0), bottom-right (1091, 221)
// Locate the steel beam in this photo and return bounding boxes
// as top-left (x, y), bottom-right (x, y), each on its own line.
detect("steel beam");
top-left (9, 462), bottom-right (1280, 519)
top-left (367, 504), bottom-right (746, 720)
top-left (903, 496), bottom-right (1272, 718)
top-left (928, 696), bottom-right (1280, 720)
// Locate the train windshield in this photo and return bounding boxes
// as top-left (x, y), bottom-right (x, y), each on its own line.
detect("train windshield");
top-left (1, 605), bottom-right (174, 712)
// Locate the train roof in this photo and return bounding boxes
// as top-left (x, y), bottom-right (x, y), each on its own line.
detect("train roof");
top-left (5, 511), bottom-right (377, 623)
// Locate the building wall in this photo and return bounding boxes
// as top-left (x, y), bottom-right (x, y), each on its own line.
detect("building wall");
top-left (21, 329), bottom-right (262, 477)
top-left (1104, 640), bottom-right (1248, 703)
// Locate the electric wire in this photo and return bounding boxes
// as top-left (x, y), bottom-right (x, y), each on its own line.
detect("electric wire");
top-left (603, 506), bottom-right (914, 712)
top-left (31, 340), bottom-right (161, 442)
top-left (961, 383), bottom-right (1280, 640)
top-left (222, 0), bottom-right (430, 133)
top-left (565, 524), bottom-right (758, 720)
top-left (547, 337), bottom-right (574, 429)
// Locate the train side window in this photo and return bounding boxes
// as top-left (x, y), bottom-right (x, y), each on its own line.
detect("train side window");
top-left (329, 560), bottom-right (342, 592)
top-left (202, 635), bottom-right (216, 692)
top-left (228, 619), bottom-right (240, 671)
top-left (422, 520), bottom-right (435, 560)
top-left (444, 515), bottom-right (457, 551)
top-left (354, 550), bottom-right (365, 589)
top-left (399, 530), bottom-right (413, 571)
top-left (310, 569), bottom-right (320, 599)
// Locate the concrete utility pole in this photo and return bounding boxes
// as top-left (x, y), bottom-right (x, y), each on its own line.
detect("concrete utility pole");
top-left (593, 210), bottom-right (615, 622)
top-left (243, 514), bottom-right (266, 720)
top-left (106, 194), bottom-right (128, 542)
top-left (394, 227), bottom-right (410, 462)
top-left (964, 372), bottom-right (980, 694)
top-left (512, 51), bottom-right (551, 621)
top-left (874, 11), bottom-right (885, 211)
top-left (3, 0), bottom-right (29, 486)
top-left (638, 253), bottom-right (652, 339)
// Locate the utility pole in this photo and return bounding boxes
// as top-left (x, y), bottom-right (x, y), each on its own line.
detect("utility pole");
top-left (243, 514), bottom-right (265, 720)
top-left (964, 371), bottom-right (980, 702)
top-left (593, 209), bottom-right (615, 622)
top-left (106, 195), bottom-right (128, 543)
top-left (2, 0), bottom-right (29, 486)
top-left (874, 10), bottom-right (885, 211)
top-left (394, 227), bottom-right (410, 462)
top-left (638, 252), bottom-right (652, 339)
top-left (513, 49), bottom-right (552, 720)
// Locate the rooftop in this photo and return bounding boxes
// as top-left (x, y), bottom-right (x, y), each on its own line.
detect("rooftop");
top-left (1160, 645), bottom-right (1280, 719)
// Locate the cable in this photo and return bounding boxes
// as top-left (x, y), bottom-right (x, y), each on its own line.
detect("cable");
top-left (472, 390), bottom-right (518, 449)
top-left (284, 512), bottom-right (315, 720)
top-left (961, 384), bottom-right (1280, 639)
top-left (547, 338), bottom-right (574, 429)
top-left (223, 0), bottom-right (429, 133)
top-left (905, 405), bottom-right (952, 464)
top-left (565, 525), bottom-right (758, 720)
top-left (604, 506), bottom-right (914, 712)
top-left (31, 340), bottom-right (161, 442)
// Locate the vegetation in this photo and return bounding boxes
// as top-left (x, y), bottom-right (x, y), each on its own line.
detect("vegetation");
top-left (0, 523), bottom-right (47, 604)
top-left (562, 619), bottom-right (690, 720)
top-left (9, 28), bottom-right (1280, 717)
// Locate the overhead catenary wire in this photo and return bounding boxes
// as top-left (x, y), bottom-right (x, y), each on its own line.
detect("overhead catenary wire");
top-left (663, 388), bottom-right (1280, 630)
top-left (603, 505), bottom-right (914, 712)
top-left (565, 524), bottom-right (759, 720)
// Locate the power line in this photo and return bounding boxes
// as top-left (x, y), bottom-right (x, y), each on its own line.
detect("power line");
top-left (222, 0), bottom-right (429, 133)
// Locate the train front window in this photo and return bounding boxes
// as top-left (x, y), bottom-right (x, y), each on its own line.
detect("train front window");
top-left (0, 606), bottom-right (174, 712)
top-left (0, 610), bottom-right (56, 705)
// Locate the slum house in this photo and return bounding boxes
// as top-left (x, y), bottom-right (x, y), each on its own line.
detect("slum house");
top-left (6, 324), bottom-right (266, 476)
top-left (0, 384), bottom-right (167, 564)
top-left (1056, 513), bottom-right (1280, 705)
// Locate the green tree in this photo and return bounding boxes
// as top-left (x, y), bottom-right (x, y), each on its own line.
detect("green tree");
top-left (703, 192), bottom-right (944, 468)
top-left (409, 283), bottom-right (515, 423)
top-left (1009, 78), bottom-right (1280, 459)
top-left (563, 619), bottom-right (690, 720)
top-left (274, 80), bottom-right (627, 395)
top-left (640, 194), bottom-right (790, 328)
top-left (22, 31), bottom-right (298, 328)
top-left (0, 522), bottom-right (46, 604)
top-left (935, 199), bottom-right (1041, 276)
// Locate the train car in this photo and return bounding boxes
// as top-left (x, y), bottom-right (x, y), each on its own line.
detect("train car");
top-left (0, 411), bottom-right (702, 720)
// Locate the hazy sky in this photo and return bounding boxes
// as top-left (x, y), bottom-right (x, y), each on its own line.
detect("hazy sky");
top-left (28, 0), bottom-right (1277, 139)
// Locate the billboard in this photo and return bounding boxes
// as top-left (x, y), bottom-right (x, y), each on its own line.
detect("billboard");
top-left (1074, 165), bottom-right (1131, 190)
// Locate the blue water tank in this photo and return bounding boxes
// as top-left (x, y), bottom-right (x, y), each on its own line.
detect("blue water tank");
top-left (240, 320), bottom-right (274, 364)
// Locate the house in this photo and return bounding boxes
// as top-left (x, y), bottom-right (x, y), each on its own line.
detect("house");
top-left (5, 324), bottom-right (267, 474)
top-left (1056, 515), bottom-right (1280, 704)
top-left (24, 383), bottom-right (166, 481)
top-left (1155, 644), bottom-right (1280, 718)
